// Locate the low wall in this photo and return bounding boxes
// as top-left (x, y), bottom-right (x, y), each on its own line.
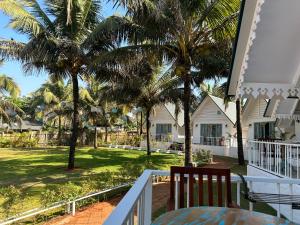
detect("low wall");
top-left (247, 165), bottom-right (300, 222)
top-left (192, 145), bottom-right (249, 160)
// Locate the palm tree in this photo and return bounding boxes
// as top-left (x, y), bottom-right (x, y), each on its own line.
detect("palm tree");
top-left (80, 79), bottom-right (113, 148)
top-left (108, 63), bottom-right (183, 155)
top-left (34, 79), bottom-right (72, 145)
top-left (112, 0), bottom-right (239, 166)
top-left (0, 59), bottom-right (23, 126)
top-left (0, 1), bottom-right (129, 169)
top-left (210, 81), bottom-right (245, 166)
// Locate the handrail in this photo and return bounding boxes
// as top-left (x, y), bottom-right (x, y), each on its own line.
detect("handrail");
top-left (104, 169), bottom-right (300, 225)
top-left (249, 140), bottom-right (300, 146)
top-left (104, 170), bottom-right (153, 225)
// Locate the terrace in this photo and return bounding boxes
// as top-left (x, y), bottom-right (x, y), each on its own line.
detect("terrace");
top-left (104, 168), bottom-right (300, 224)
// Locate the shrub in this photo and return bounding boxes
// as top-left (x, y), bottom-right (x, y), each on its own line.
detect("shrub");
top-left (193, 149), bottom-right (213, 167)
top-left (0, 185), bottom-right (23, 216)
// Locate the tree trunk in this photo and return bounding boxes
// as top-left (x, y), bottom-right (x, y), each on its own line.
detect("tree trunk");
top-left (140, 111), bottom-right (143, 135)
top-left (105, 125), bottom-right (108, 143)
top-left (146, 109), bottom-right (151, 156)
top-left (58, 115), bottom-right (62, 146)
top-left (94, 126), bottom-right (97, 149)
top-left (236, 98), bottom-right (245, 165)
top-left (68, 75), bottom-right (79, 170)
top-left (184, 71), bottom-right (192, 167)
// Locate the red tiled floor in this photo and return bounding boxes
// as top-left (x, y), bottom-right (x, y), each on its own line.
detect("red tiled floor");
top-left (45, 182), bottom-right (170, 225)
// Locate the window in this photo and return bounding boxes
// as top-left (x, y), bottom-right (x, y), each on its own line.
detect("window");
top-left (156, 124), bottom-right (172, 141)
top-left (254, 122), bottom-right (275, 139)
top-left (200, 124), bottom-right (223, 146)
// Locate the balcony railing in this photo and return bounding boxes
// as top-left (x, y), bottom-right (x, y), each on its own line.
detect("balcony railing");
top-left (248, 140), bottom-right (300, 179)
top-left (104, 169), bottom-right (300, 225)
top-left (194, 136), bottom-right (225, 146)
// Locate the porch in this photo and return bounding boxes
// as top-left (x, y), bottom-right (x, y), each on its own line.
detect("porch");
top-left (248, 140), bottom-right (300, 179)
top-left (103, 169), bottom-right (300, 224)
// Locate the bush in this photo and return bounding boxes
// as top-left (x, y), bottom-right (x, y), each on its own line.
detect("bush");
top-left (0, 185), bottom-right (24, 216)
top-left (0, 133), bottom-right (39, 148)
top-left (193, 149), bottom-right (213, 167)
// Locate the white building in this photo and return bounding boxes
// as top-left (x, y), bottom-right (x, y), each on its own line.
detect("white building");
top-left (242, 98), bottom-right (277, 141)
top-left (191, 95), bottom-right (237, 156)
top-left (227, 0), bottom-right (300, 222)
top-left (149, 103), bottom-right (184, 143)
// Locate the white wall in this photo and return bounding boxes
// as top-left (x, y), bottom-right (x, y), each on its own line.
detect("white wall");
top-left (192, 98), bottom-right (235, 144)
top-left (243, 99), bottom-right (276, 140)
top-left (149, 105), bottom-right (180, 142)
top-left (248, 165), bottom-right (300, 223)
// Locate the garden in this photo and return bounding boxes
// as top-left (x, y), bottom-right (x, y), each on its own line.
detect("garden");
top-left (0, 147), bottom-right (183, 223)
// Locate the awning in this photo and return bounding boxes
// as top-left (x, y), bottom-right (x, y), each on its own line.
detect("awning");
top-left (228, 0), bottom-right (300, 99)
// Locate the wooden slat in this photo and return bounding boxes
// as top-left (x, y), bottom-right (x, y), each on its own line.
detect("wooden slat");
top-left (226, 173), bottom-right (232, 207)
top-left (198, 173), bottom-right (203, 206)
top-left (217, 175), bottom-right (222, 207)
top-left (179, 173), bottom-right (184, 208)
top-left (189, 173), bottom-right (194, 207)
top-left (208, 174), bottom-right (213, 206)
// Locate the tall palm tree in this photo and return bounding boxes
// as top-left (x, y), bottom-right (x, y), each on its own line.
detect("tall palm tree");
top-left (216, 82), bottom-right (245, 165)
top-left (34, 79), bottom-right (72, 145)
top-left (112, 0), bottom-right (239, 166)
top-left (80, 79), bottom-right (115, 148)
top-left (0, 1), bottom-right (129, 169)
top-left (108, 63), bottom-right (183, 155)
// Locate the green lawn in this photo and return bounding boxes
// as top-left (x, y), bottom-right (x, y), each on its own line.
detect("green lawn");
top-left (0, 147), bottom-right (183, 220)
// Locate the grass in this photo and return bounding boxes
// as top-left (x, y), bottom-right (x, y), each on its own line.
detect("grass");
top-left (0, 147), bottom-right (183, 220)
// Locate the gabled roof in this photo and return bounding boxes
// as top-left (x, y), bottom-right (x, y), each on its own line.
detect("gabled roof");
top-left (227, 0), bottom-right (300, 99)
top-left (191, 95), bottom-right (236, 125)
top-left (164, 103), bottom-right (184, 127)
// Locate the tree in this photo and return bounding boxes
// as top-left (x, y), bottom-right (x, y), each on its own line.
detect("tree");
top-left (213, 81), bottom-right (245, 166)
top-left (0, 1), bottom-right (128, 169)
top-left (80, 79), bottom-right (113, 148)
top-left (108, 62), bottom-right (183, 155)
top-left (112, 0), bottom-right (239, 166)
top-left (0, 59), bottom-right (23, 125)
top-left (33, 79), bottom-right (72, 145)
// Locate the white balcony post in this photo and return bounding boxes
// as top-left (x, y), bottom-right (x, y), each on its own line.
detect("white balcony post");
top-left (72, 201), bottom-right (76, 216)
top-left (144, 176), bottom-right (152, 225)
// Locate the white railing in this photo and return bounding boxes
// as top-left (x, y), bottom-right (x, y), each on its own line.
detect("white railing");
top-left (104, 169), bottom-right (300, 225)
top-left (194, 136), bottom-right (225, 146)
top-left (0, 183), bottom-right (131, 225)
top-left (248, 140), bottom-right (300, 179)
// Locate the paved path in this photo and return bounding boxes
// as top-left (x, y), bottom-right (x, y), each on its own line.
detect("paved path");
top-left (46, 182), bottom-right (169, 225)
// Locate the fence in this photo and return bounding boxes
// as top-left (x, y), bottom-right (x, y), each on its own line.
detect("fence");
top-left (248, 140), bottom-right (300, 179)
top-left (0, 184), bottom-right (131, 225)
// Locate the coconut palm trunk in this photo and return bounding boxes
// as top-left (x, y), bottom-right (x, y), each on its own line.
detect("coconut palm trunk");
top-left (105, 125), bottom-right (108, 143)
top-left (184, 71), bottom-right (192, 166)
top-left (236, 98), bottom-right (245, 165)
top-left (94, 126), bottom-right (98, 149)
top-left (68, 75), bottom-right (80, 170)
top-left (58, 115), bottom-right (62, 145)
top-left (146, 108), bottom-right (151, 156)
top-left (140, 112), bottom-right (143, 135)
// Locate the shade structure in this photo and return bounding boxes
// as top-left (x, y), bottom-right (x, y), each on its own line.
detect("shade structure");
top-left (228, 0), bottom-right (300, 99)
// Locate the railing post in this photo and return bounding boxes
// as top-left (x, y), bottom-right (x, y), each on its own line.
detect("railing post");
top-left (237, 182), bottom-right (241, 206)
top-left (144, 176), bottom-right (152, 225)
top-left (72, 201), bottom-right (76, 216)
top-left (66, 202), bottom-right (70, 214)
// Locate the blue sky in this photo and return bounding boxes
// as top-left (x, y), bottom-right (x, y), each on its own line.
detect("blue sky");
top-left (0, 1), bottom-right (125, 96)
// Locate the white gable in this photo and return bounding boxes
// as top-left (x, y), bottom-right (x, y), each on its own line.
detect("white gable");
top-left (192, 95), bottom-right (236, 125)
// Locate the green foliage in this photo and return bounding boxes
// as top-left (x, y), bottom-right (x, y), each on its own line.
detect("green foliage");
top-left (0, 185), bottom-right (23, 216)
top-left (0, 133), bottom-right (38, 148)
top-left (193, 149), bottom-right (213, 167)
